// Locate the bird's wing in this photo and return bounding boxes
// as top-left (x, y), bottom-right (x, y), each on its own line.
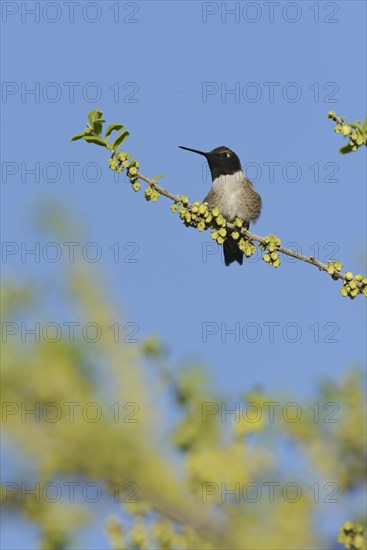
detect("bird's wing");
top-left (203, 188), bottom-right (217, 210)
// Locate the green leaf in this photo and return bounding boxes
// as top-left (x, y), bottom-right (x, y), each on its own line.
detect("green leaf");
top-left (112, 130), bottom-right (129, 151)
top-left (349, 122), bottom-right (362, 132)
top-left (70, 132), bottom-right (86, 142)
top-left (105, 123), bottom-right (124, 139)
top-left (154, 174), bottom-right (164, 180)
top-left (82, 135), bottom-right (107, 147)
top-left (362, 118), bottom-right (367, 134)
top-left (339, 144), bottom-right (353, 154)
top-left (88, 109), bottom-right (103, 125)
top-left (92, 120), bottom-right (106, 136)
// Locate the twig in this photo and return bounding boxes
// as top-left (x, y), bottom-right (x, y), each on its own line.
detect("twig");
top-left (136, 172), bottom-right (363, 289)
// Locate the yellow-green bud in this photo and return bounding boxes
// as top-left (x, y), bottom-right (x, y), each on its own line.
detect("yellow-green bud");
top-left (145, 187), bottom-right (152, 200)
top-left (345, 272), bottom-right (353, 281)
top-left (356, 135), bottom-right (364, 146)
top-left (216, 214), bottom-right (226, 227)
top-left (354, 534), bottom-right (365, 548)
top-left (109, 158), bottom-right (119, 170)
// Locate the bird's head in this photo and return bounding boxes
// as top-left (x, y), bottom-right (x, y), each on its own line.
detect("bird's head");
top-left (179, 145), bottom-right (242, 180)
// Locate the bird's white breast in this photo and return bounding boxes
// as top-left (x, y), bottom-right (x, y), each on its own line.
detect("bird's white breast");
top-left (212, 170), bottom-right (246, 221)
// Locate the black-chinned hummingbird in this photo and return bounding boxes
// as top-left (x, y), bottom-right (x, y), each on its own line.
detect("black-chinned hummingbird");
top-left (179, 145), bottom-right (262, 266)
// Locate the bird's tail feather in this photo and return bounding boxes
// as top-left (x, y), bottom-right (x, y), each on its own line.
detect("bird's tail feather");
top-left (223, 239), bottom-right (243, 266)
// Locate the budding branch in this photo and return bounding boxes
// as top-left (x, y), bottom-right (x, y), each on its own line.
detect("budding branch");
top-left (71, 110), bottom-right (366, 298)
top-left (135, 171), bottom-right (360, 288)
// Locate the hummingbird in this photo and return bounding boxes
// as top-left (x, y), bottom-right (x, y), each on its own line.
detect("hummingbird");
top-left (179, 145), bottom-right (262, 266)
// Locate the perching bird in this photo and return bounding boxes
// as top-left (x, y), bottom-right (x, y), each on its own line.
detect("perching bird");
top-left (179, 145), bottom-right (262, 266)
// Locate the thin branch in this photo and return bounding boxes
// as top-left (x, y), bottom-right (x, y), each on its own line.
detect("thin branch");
top-left (70, 111), bottom-right (366, 298)
top-left (229, 224), bottom-right (346, 280)
top-left (137, 172), bottom-right (180, 203)
top-left (136, 172), bottom-right (363, 289)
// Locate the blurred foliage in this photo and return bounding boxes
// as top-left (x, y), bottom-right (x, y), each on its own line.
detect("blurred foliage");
top-left (1, 211), bottom-right (366, 549)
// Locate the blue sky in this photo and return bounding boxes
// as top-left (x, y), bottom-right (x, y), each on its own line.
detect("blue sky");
top-left (1, 1), bottom-right (366, 548)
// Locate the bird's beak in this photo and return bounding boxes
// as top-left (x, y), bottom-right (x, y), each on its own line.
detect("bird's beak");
top-left (178, 146), bottom-right (207, 157)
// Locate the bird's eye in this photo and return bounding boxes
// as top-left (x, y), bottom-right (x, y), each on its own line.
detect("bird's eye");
top-left (221, 152), bottom-right (229, 158)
